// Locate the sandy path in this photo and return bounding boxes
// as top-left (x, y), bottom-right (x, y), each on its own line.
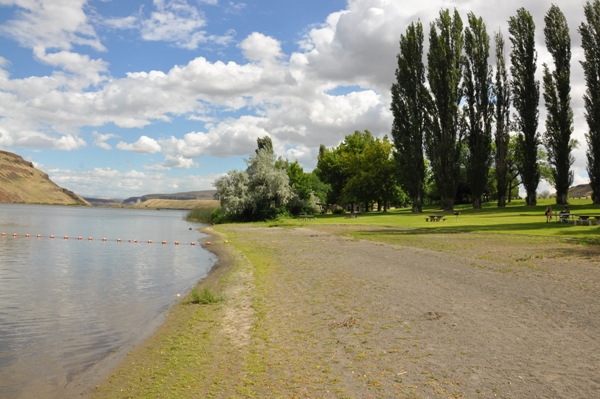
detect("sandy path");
top-left (220, 225), bottom-right (600, 398)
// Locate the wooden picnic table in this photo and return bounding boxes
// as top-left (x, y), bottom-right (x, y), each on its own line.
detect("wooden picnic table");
top-left (426, 215), bottom-right (446, 222)
top-left (298, 214), bottom-right (316, 220)
top-left (573, 215), bottom-right (600, 225)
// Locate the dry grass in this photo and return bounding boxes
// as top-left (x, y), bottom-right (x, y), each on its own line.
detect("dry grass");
top-left (0, 150), bottom-right (89, 205)
top-left (129, 199), bottom-right (219, 210)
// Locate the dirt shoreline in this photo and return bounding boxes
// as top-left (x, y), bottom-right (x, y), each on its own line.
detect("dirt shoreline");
top-left (89, 224), bottom-right (600, 398)
top-left (62, 227), bottom-right (228, 399)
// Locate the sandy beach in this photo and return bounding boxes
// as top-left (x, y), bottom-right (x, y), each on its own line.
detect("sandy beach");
top-left (87, 224), bottom-right (600, 398)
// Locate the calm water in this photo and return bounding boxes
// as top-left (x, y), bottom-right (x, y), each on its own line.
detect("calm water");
top-left (0, 204), bottom-right (216, 399)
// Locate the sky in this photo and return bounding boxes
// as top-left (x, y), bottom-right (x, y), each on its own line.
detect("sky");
top-left (0, 0), bottom-right (594, 198)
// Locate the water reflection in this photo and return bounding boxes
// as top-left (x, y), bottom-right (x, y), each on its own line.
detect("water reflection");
top-left (0, 204), bottom-right (215, 399)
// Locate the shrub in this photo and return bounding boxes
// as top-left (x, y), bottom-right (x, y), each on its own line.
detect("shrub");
top-left (190, 287), bottom-right (223, 304)
top-left (332, 208), bottom-right (345, 215)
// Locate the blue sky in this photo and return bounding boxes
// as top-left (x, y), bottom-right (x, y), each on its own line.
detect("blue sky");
top-left (0, 0), bottom-right (593, 198)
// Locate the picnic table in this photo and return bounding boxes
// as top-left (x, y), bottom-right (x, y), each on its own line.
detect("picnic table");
top-left (554, 212), bottom-right (575, 223)
top-left (345, 213), bottom-right (358, 219)
top-left (298, 214), bottom-right (316, 220)
top-left (573, 215), bottom-right (600, 225)
top-left (426, 215), bottom-right (446, 222)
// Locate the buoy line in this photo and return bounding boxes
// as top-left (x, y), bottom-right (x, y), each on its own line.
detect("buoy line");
top-left (1, 233), bottom-right (200, 246)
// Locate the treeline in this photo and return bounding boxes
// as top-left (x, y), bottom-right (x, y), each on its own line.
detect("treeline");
top-left (214, 1), bottom-right (600, 221)
top-left (389, 1), bottom-right (600, 211)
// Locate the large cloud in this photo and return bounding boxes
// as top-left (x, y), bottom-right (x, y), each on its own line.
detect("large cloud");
top-left (0, 0), bottom-right (597, 195)
top-left (45, 165), bottom-right (219, 197)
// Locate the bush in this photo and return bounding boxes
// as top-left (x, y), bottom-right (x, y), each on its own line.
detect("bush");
top-left (190, 287), bottom-right (223, 304)
top-left (332, 208), bottom-right (345, 215)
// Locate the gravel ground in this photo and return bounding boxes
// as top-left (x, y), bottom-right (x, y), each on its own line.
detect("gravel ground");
top-left (215, 224), bottom-right (600, 398)
top-left (89, 224), bottom-right (600, 399)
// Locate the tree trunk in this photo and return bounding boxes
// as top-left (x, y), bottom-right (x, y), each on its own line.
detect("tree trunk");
top-left (556, 192), bottom-right (568, 206)
top-left (526, 190), bottom-right (537, 206)
top-left (473, 197), bottom-right (481, 209)
top-left (497, 194), bottom-right (506, 208)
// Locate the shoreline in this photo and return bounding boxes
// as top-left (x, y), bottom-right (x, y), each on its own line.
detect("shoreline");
top-left (85, 224), bottom-right (600, 398)
top-left (63, 226), bottom-right (231, 399)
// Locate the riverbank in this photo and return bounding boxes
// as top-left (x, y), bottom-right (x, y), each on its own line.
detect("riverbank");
top-left (63, 226), bottom-right (227, 399)
top-left (89, 224), bottom-right (600, 398)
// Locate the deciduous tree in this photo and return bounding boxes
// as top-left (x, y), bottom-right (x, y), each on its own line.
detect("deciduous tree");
top-left (426, 9), bottom-right (465, 211)
top-left (391, 21), bottom-right (429, 213)
top-left (543, 4), bottom-right (574, 205)
top-left (509, 8), bottom-right (540, 206)
top-left (580, 0), bottom-right (600, 204)
top-left (463, 12), bottom-right (493, 209)
top-left (494, 31), bottom-right (511, 207)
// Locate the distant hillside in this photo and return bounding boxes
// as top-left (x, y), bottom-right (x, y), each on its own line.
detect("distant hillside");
top-left (0, 150), bottom-right (90, 206)
top-left (568, 184), bottom-right (592, 198)
top-left (129, 199), bottom-right (219, 210)
top-left (83, 197), bottom-right (123, 207)
top-left (122, 190), bottom-right (216, 205)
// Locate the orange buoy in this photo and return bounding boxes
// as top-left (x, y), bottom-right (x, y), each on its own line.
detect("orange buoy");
top-left (64, 236), bottom-right (69, 240)
top-left (102, 238), bottom-right (107, 242)
top-left (1, 233), bottom-right (6, 236)
top-left (50, 235), bottom-right (55, 239)
top-left (134, 239), bottom-right (138, 243)
top-left (117, 238), bottom-right (122, 242)
top-left (174, 241), bottom-right (180, 245)
top-left (37, 235), bottom-right (42, 238)
top-left (128, 239), bottom-right (131, 243)
top-left (148, 240), bottom-right (153, 244)
top-left (78, 237), bottom-right (82, 240)
top-left (162, 241), bottom-right (167, 244)
top-left (88, 237), bottom-right (93, 241)
top-left (191, 242), bottom-right (196, 246)
top-left (13, 233), bottom-right (18, 237)
top-left (26, 234), bottom-right (30, 238)
top-left (205, 241), bottom-right (211, 245)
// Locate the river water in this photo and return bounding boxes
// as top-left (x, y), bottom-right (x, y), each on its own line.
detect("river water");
top-left (0, 204), bottom-right (216, 399)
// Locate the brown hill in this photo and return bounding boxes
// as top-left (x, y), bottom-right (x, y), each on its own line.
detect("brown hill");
top-left (568, 184), bottom-right (592, 198)
top-left (0, 150), bottom-right (90, 206)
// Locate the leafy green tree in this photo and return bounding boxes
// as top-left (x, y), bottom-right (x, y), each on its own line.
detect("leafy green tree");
top-left (391, 21), bottom-right (429, 213)
top-left (214, 136), bottom-right (292, 221)
top-left (509, 8), bottom-right (541, 206)
top-left (579, 0), bottom-right (600, 204)
top-left (463, 12), bottom-right (493, 209)
top-left (494, 31), bottom-right (512, 207)
top-left (315, 144), bottom-right (345, 207)
top-left (338, 131), bottom-right (378, 210)
top-left (286, 161), bottom-right (330, 215)
top-left (543, 4), bottom-right (574, 205)
top-left (506, 135), bottom-right (522, 203)
top-left (425, 9), bottom-right (465, 211)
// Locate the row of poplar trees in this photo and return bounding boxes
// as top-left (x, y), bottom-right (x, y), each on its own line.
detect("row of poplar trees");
top-left (391, 1), bottom-right (600, 212)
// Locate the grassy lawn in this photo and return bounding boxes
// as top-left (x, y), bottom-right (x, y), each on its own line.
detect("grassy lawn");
top-left (265, 199), bottom-right (600, 241)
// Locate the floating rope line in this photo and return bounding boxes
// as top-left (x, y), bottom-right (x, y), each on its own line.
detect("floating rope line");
top-left (1, 233), bottom-right (199, 246)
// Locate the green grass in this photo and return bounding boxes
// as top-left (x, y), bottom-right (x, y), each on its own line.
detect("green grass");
top-left (256, 199), bottom-right (600, 240)
top-left (190, 287), bottom-right (223, 304)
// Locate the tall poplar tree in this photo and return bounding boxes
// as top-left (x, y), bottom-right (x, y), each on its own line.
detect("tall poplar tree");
top-left (494, 31), bottom-right (511, 207)
top-left (543, 4), bottom-right (574, 205)
top-left (463, 12), bottom-right (493, 209)
top-left (391, 21), bottom-right (428, 213)
top-left (509, 8), bottom-right (540, 206)
top-left (580, 0), bottom-right (600, 204)
top-left (426, 9), bottom-right (464, 211)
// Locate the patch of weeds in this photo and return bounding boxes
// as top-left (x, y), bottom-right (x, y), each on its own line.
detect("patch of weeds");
top-left (190, 287), bottom-right (223, 304)
top-left (515, 255), bottom-right (531, 262)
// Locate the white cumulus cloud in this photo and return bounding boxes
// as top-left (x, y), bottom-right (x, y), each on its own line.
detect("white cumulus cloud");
top-left (116, 136), bottom-right (161, 153)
